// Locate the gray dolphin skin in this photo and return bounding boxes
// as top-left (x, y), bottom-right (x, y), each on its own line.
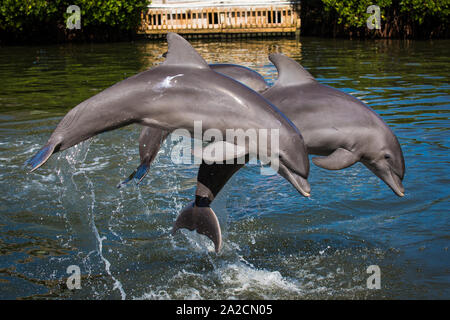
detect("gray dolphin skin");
top-left (191, 55), bottom-right (405, 201)
top-left (190, 54), bottom-right (405, 202)
top-left (265, 54), bottom-right (405, 197)
top-left (132, 56), bottom-right (405, 197)
top-left (130, 54), bottom-right (405, 251)
top-left (26, 33), bottom-right (310, 253)
top-left (116, 63), bottom-right (305, 252)
top-left (117, 63), bottom-right (270, 188)
top-left (117, 128), bottom-right (170, 188)
top-left (210, 63), bottom-right (270, 93)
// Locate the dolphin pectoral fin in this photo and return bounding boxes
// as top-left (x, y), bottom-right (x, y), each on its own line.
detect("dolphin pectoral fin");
top-left (195, 141), bottom-right (247, 164)
top-left (117, 127), bottom-right (168, 189)
top-left (26, 143), bottom-right (58, 172)
top-left (312, 148), bottom-right (358, 170)
top-left (172, 201), bottom-right (222, 253)
top-left (133, 163), bottom-right (149, 183)
top-left (116, 163), bottom-right (149, 189)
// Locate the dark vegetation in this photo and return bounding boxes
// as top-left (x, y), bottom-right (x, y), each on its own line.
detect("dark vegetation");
top-left (298, 0), bottom-right (449, 39)
top-left (0, 0), bottom-right (149, 44)
top-left (0, 0), bottom-right (448, 44)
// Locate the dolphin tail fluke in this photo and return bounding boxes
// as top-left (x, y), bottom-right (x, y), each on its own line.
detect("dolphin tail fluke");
top-left (172, 202), bottom-right (222, 253)
top-left (26, 143), bottom-right (57, 172)
top-left (117, 163), bottom-right (149, 189)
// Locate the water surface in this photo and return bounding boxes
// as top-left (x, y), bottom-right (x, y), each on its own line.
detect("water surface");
top-left (0, 37), bottom-right (449, 299)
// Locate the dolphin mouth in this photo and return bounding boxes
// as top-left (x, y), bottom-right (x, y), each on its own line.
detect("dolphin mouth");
top-left (278, 162), bottom-right (311, 197)
top-left (388, 168), bottom-right (405, 197)
top-left (26, 142), bottom-right (58, 172)
top-left (362, 160), bottom-right (405, 197)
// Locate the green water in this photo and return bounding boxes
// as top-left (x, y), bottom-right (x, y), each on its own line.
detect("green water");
top-left (0, 37), bottom-right (449, 299)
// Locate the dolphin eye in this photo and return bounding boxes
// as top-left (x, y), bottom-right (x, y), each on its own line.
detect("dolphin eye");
top-left (384, 154), bottom-right (391, 159)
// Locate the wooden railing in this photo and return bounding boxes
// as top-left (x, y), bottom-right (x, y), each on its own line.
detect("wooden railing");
top-left (139, 5), bottom-right (300, 35)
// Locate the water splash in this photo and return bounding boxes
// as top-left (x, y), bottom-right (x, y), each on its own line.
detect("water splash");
top-left (85, 175), bottom-right (127, 300)
top-left (54, 139), bottom-right (126, 299)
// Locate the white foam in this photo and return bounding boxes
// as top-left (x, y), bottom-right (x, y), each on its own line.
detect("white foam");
top-left (217, 263), bottom-right (302, 299)
top-left (136, 260), bottom-right (303, 300)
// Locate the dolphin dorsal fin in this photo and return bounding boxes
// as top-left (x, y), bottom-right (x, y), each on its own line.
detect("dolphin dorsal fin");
top-left (163, 33), bottom-right (209, 69)
top-left (269, 53), bottom-right (315, 87)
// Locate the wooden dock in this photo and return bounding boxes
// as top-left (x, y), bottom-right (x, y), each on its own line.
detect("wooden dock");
top-left (139, 1), bottom-right (300, 38)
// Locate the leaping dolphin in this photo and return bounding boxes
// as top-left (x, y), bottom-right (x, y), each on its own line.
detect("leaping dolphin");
top-left (129, 54), bottom-right (406, 251)
top-left (117, 64), bottom-right (269, 188)
top-left (128, 56), bottom-right (405, 197)
top-left (116, 63), bottom-right (304, 252)
top-left (26, 34), bottom-right (311, 253)
top-left (188, 55), bottom-right (405, 206)
top-left (265, 54), bottom-right (405, 197)
top-left (183, 54), bottom-right (405, 251)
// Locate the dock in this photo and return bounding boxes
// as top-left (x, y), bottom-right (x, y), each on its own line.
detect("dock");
top-left (139, 0), bottom-right (301, 38)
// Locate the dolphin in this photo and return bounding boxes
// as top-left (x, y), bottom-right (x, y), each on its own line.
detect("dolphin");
top-left (130, 56), bottom-right (406, 196)
top-left (117, 64), bottom-right (269, 188)
top-left (116, 63), bottom-right (307, 252)
top-left (130, 54), bottom-right (406, 250)
top-left (264, 54), bottom-right (405, 197)
top-left (26, 34), bottom-right (311, 253)
top-left (187, 55), bottom-right (405, 202)
top-left (187, 55), bottom-right (405, 204)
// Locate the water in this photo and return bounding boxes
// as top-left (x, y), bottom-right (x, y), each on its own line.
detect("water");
top-left (0, 37), bottom-right (449, 299)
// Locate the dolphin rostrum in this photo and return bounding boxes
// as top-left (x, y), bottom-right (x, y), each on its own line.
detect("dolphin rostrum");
top-left (26, 34), bottom-right (310, 253)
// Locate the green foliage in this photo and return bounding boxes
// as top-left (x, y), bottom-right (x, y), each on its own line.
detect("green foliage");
top-left (399, 0), bottom-right (450, 24)
top-left (0, 0), bottom-right (149, 41)
top-left (321, 0), bottom-right (449, 27)
top-left (0, 0), bottom-right (58, 32)
top-left (321, 0), bottom-right (392, 28)
top-left (74, 0), bottom-right (149, 28)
